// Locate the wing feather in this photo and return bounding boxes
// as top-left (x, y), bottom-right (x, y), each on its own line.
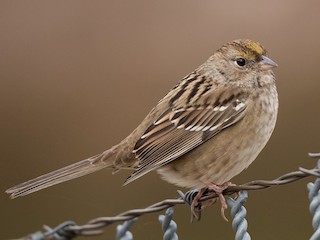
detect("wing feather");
top-left (124, 88), bottom-right (248, 185)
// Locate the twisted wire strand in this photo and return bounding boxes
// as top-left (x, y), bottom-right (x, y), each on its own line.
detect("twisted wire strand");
top-left (159, 207), bottom-right (179, 240)
top-left (227, 191), bottom-right (251, 240)
top-left (19, 154), bottom-right (320, 239)
top-left (308, 159), bottom-right (320, 240)
top-left (116, 218), bottom-right (137, 240)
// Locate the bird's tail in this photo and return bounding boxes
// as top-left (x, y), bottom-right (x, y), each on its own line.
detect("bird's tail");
top-left (6, 149), bottom-right (116, 199)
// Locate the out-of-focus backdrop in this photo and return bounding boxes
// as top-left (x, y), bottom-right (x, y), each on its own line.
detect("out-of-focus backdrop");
top-left (1, 1), bottom-right (320, 239)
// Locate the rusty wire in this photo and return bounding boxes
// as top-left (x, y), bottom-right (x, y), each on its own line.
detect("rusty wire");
top-left (20, 153), bottom-right (320, 239)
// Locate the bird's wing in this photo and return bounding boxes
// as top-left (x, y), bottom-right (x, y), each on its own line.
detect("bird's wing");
top-left (124, 86), bottom-right (249, 184)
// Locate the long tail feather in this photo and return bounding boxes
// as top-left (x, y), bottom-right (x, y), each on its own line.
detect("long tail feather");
top-left (6, 152), bottom-right (114, 199)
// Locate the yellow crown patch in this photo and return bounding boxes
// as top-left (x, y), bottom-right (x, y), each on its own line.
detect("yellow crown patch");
top-left (242, 41), bottom-right (264, 55)
top-left (228, 39), bottom-right (266, 60)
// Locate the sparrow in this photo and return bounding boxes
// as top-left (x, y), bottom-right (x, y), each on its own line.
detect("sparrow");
top-left (6, 40), bottom-right (278, 218)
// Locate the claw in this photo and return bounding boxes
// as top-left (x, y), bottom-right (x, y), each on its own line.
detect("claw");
top-left (190, 188), bottom-right (206, 221)
top-left (218, 192), bottom-right (228, 221)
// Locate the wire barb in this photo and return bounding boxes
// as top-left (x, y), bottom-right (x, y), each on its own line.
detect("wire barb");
top-left (21, 221), bottom-right (77, 240)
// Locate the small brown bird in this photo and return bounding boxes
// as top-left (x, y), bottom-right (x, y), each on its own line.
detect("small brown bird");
top-left (6, 40), bottom-right (278, 212)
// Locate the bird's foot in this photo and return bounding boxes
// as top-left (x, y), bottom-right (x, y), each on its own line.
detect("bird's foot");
top-left (183, 182), bottom-right (235, 222)
top-left (206, 182), bottom-right (235, 221)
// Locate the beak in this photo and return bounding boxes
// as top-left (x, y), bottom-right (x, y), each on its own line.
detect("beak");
top-left (260, 55), bottom-right (278, 71)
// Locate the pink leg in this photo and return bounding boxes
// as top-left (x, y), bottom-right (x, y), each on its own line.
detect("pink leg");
top-left (206, 182), bottom-right (235, 222)
top-left (190, 187), bottom-right (207, 220)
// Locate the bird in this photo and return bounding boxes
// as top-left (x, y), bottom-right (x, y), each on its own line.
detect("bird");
top-left (6, 40), bottom-right (278, 216)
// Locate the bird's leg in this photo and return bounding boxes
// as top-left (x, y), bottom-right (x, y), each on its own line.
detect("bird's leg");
top-left (190, 187), bottom-right (207, 221)
top-left (206, 181), bottom-right (235, 221)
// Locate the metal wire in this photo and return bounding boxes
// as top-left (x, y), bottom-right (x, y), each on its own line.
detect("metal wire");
top-left (18, 154), bottom-right (320, 239)
top-left (227, 191), bottom-right (251, 240)
top-left (159, 207), bottom-right (179, 240)
top-left (308, 159), bottom-right (320, 240)
top-left (116, 218), bottom-right (137, 240)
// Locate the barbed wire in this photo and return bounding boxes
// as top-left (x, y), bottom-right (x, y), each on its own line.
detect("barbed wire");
top-left (19, 153), bottom-right (320, 239)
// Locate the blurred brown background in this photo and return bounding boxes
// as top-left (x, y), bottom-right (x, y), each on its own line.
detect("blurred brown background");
top-left (1, 1), bottom-right (320, 239)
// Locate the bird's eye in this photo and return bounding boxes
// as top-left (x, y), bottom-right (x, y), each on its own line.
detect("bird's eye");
top-left (235, 58), bottom-right (246, 67)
